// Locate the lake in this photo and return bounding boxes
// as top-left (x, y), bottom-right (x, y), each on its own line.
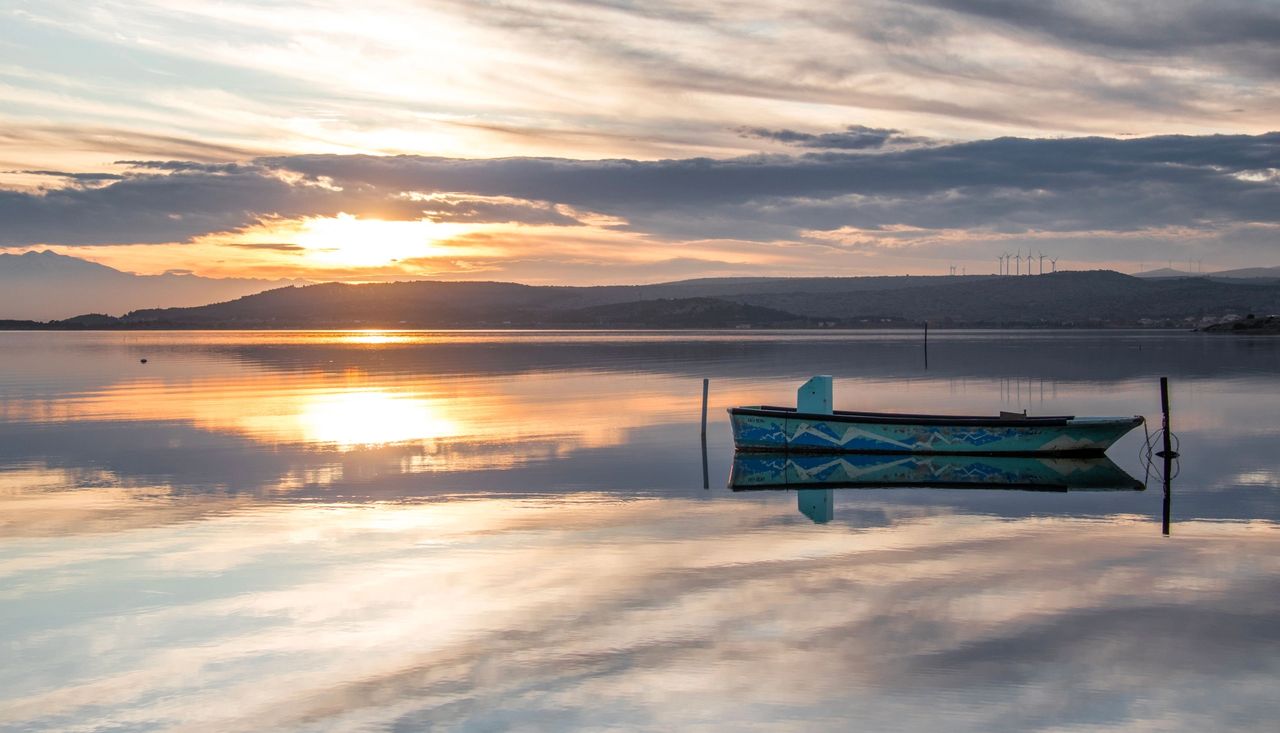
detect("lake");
top-left (2, 330), bottom-right (1278, 732)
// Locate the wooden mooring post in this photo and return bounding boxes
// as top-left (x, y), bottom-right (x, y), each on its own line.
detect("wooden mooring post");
top-left (700, 378), bottom-right (709, 439)
top-left (1159, 377), bottom-right (1173, 458)
top-left (700, 378), bottom-right (710, 489)
top-left (1162, 471), bottom-right (1172, 537)
top-left (1158, 376), bottom-right (1178, 535)
top-left (923, 321), bottom-right (929, 369)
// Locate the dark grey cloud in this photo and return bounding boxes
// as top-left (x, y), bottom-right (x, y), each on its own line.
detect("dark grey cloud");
top-left (0, 169), bottom-right (329, 245)
top-left (115, 160), bottom-right (256, 174)
top-left (923, 0), bottom-right (1280, 56)
top-left (737, 124), bottom-right (923, 150)
top-left (14, 170), bottom-right (126, 182)
top-left (264, 133), bottom-right (1280, 211)
top-left (259, 134), bottom-right (1280, 246)
top-left (1, 133), bottom-right (1277, 264)
top-left (226, 242), bottom-right (307, 252)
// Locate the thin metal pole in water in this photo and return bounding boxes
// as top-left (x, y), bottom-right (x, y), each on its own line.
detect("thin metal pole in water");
top-left (701, 434), bottom-right (710, 490)
top-left (923, 322), bottom-right (929, 369)
top-left (1162, 466), bottom-right (1172, 536)
top-left (1159, 377), bottom-right (1173, 458)
top-left (701, 378), bottom-right (709, 439)
top-left (700, 378), bottom-right (710, 489)
top-left (1159, 376), bottom-right (1176, 535)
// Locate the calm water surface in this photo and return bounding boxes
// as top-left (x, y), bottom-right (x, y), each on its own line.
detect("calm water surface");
top-left (1, 330), bottom-right (1278, 732)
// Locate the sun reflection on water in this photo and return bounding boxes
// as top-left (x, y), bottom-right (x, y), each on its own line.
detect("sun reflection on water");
top-left (264, 389), bottom-right (460, 449)
top-left (337, 330), bottom-right (420, 345)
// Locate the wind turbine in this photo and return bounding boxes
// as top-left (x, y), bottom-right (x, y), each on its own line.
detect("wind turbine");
top-left (1039, 252), bottom-right (1046, 275)
top-left (1050, 257), bottom-right (1058, 273)
top-left (1015, 251), bottom-right (1022, 276)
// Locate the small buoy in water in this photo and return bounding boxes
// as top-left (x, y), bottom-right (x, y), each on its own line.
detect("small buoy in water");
top-left (140, 358), bottom-right (148, 364)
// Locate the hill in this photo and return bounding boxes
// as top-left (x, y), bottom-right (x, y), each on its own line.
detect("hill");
top-left (22, 270), bottom-right (1272, 329)
top-left (718, 271), bottom-right (1280, 326)
top-left (1202, 314), bottom-right (1280, 334)
top-left (1135, 265), bottom-right (1280, 282)
top-left (1134, 267), bottom-right (1194, 279)
top-left (0, 251), bottom-right (307, 320)
top-left (540, 297), bottom-right (826, 328)
top-left (1210, 266), bottom-right (1280, 280)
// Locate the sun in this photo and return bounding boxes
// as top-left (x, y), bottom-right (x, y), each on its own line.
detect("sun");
top-left (182, 211), bottom-right (504, 278)
top-left (292, 213), bottom-right (459, 268)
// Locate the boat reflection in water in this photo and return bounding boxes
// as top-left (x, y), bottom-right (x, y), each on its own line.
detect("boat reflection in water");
top-left (731, 452), bottom-right (1145, 524)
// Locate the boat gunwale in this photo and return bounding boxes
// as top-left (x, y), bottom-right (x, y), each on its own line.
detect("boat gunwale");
top-left (729, 481), bottom-right (1144, 492)
top-left (732, 445), bottom-right (1110, 457)
top-left (730, 406), bottom-right (1143, 430)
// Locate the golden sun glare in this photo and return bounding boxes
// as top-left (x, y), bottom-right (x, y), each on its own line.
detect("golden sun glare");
top-left (197, 213), bottom-right (475, 272)
top-left (293, 214), bottom-right (458, 267)
top-left (292, 389), bottom-right (461, 449)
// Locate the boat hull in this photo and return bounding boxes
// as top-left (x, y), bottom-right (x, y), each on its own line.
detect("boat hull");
top-left (730, 452), bottom-right (1145, 492)
top-left (729, 408), bottom-right (1143, 455)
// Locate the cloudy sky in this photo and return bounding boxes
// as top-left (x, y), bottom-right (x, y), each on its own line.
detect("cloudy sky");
top-left (2, 0), bottom-right (1278, 282)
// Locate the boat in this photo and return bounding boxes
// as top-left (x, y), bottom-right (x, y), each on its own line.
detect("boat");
top-left (729, 376), bottom-right (1144, 456)
top-left (730, 452), bottom-right (1145, 492)
top-left (730, 452), bottom-right (1144, 524)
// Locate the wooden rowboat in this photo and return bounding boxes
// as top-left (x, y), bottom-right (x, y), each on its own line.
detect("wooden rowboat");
top-left (729, 377), bottom-right (1143, 456)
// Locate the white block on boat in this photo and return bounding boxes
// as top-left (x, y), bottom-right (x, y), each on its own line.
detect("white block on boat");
top-left (797, 375), bottom-right (833, 414)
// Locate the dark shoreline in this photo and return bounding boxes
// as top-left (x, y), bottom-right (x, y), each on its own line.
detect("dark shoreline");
top-left (1199, 315), bottom-right (1280, 334)
top-left (0, 323), bottom-right (1198, 332)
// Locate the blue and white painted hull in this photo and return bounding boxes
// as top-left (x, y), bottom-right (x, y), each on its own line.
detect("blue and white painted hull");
top-left (730, 452), bottom-right (1144, 491)
top-left (729, 407), bottom-right (1143, 455)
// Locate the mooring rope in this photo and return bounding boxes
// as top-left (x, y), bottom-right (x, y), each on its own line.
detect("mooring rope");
top-left (1140, 422), bottom-right (1181, 482)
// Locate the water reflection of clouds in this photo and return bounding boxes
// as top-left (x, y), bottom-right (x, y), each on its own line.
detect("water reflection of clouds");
top-left (0, 470), bottom-right (252, 540)
top-left (3, 332), bottom-right (1280, 730)
top-left (1, 496), bottom-right (1276, 732)
top-left (1, 365), bottom-right (752, 454)
top-left (1226, 469), bottom-right (1280, 488)
top-left (0, 363), bottom-right (761, 510)
top-left (3, 332), bottom-right (1280, 528)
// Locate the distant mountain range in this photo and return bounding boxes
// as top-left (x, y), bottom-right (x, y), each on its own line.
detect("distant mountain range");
top-left (0, 250), bottom-right (307, 320)
top-left (1135, 265), bottom-right (1280, 281)
top-left (6, 268), bottom-right (1280, 330)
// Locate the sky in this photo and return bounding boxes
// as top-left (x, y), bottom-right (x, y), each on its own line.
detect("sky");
top-left (1, 0), bottom-right (1278, 283)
